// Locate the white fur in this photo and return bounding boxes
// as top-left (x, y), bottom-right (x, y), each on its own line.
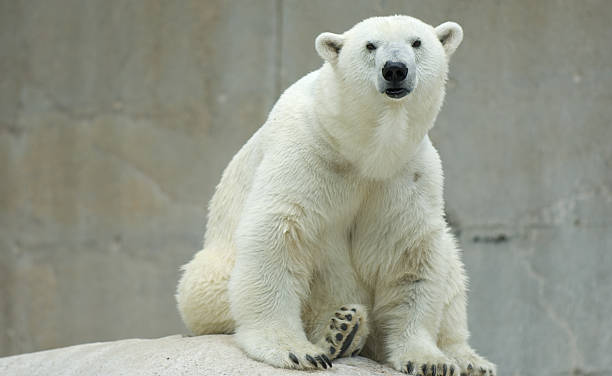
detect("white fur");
top-left (176, 15), bottom-right (496, 374)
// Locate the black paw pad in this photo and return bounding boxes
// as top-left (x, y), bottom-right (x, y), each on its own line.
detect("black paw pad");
top-left (335, 333), bottom-right (343, 341)
top-left (345, 314), bottom-right (352, 321)
top-left (329, 346), bottom-right (336, 355)
top-left (340, 323), bottom-right (348, 330)
top-left (337, 322), bottom-right (359, 357)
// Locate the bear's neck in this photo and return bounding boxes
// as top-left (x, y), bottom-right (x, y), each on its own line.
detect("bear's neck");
top-left (313, 65), bottom-right (442, 180)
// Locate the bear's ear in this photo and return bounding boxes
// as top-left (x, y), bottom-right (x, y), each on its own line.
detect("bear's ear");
top-left (315, 32), bottom-right (344, 63)
top-left (435, 22), bottom-right (463, 57)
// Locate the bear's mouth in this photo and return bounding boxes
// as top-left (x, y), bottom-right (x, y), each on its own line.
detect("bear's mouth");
top-left (385, 87), bottom-right (410, 99)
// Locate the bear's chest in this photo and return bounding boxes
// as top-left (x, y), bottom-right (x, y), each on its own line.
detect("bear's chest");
top-left (315, 163), bottom-right (425, 248)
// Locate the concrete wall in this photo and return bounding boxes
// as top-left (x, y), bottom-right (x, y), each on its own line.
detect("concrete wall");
top-left (1, 1), bottom-right (610, 375)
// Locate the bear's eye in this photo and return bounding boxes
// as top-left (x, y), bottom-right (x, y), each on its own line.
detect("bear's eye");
top-left (412, 39), bottom-right (421, 48)
top-left (366, 42), bottom-right (377, 51)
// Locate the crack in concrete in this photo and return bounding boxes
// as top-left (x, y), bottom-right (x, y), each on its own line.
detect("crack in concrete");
top-left (91, 144), bottom-right (175, 205)
top-left (514, 231), bottom-right (585, 372)
top-left (453, 183), bottom-right (612, 237)
top-left (521, 184), bottom-right (612, 227)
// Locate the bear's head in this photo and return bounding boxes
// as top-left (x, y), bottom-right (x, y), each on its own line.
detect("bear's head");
top-left (315, 16), bottom-right (462, 102)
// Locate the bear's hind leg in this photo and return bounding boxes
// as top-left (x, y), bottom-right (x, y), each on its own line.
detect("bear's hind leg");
top-left (315, 304), bottom-right (370, 360)
top-left (176, 247), bottom-right (235, 335)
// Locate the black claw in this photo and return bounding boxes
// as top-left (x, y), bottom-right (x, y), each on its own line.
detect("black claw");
top-left (422, 364), bottom-right (428, 375)
top-left (305, 354), bottom-right (317, 367)
top-left (335, 333), bottom-right (343, 341)
top-left (322, 354), bottom-right (333, 367)
top-left (468, 364), bottom-right (473, 372)
top-left (432, 364), bottom-right (437, 376)
top-left (335, 312), bottom-right (342, 318)
top-left (341, 306), bottom-right (348, 310)
top-left (325, 336), bottom-right (333, 343)
top-left (450, 366), bottom-right (455, 376)
top-left (351, 348), bottom-right (360, 357)
top-left (315, 355), bottom-right (327, 369)
top-left (329, 346), bottom-right (336, 355)
top-left (407, 361), bottom-right (414, 374)
top-left (340, 323), bottom-right (348, 330)
top-left (480, 367), bottom-right (486, 374)
top-left (289, 352), bottom-right (299, 365)
top-left (443, 364), bottom-right (448, 376)
top-left (351, 308), bottom-right (357, 312)
top-left (345, 314), bottom-right (352, 321)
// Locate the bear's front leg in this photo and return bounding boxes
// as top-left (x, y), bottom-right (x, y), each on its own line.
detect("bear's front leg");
top-left (375, 235), bottom-right (459, 375)
top-left (228, 194), bottom-right (331, 370)
top-left (437, 270), bottom-right (497, 376)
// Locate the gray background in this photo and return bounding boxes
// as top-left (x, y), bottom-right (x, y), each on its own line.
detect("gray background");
top-left (1, 1), bottom-right (610, 375)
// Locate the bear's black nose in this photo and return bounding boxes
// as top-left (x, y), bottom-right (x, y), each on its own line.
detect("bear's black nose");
top-left (382, 61), bottom-right (408, 82)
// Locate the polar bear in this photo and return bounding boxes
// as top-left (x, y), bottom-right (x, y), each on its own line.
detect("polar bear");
top-left (176, 15), bottom-right (496, 375)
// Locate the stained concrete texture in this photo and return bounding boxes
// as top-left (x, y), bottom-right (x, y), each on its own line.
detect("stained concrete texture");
top-left (0, 334), bottom-right (404, 376)
top-left (0, 1), bottom-right (610, 376)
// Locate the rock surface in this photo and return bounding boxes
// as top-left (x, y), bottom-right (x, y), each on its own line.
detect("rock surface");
top-left (0, 335), bottom-right (403, 376)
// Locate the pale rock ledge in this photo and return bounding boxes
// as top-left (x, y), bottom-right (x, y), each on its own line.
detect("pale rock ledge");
top-left (0, 334), bottom-right (404, 375)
